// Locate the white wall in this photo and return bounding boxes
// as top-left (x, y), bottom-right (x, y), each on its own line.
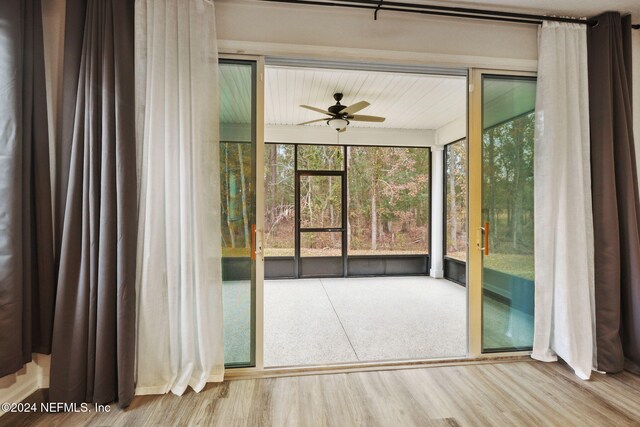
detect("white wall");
top-left (215, 0), bottom-right (538, 71)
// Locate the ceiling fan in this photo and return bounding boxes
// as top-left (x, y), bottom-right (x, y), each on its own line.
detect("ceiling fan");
top-left (298, 93), bottom-right (386, 132)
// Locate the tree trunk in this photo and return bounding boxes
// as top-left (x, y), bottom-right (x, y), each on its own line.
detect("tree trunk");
top-left (224, 146), bottom-right (236, 248)
top-left (329, 176), bottom-right (334, 226)
top-left (307, 183), bottom-right (313, 226)
top-left (512, 126), bottom-right (523, 250)
top-left (268, 144), bottom-right (277, 225)
top-left (488, 130), bottom-right (497, 245)
top-left (238, 145), bottom-right (250, 248)
top-left (449, 157), bottom-right (457, 251)
top-left (371, 176), bottom-right (378, 251)
top-left (346, 147), bottom-right (352, 252)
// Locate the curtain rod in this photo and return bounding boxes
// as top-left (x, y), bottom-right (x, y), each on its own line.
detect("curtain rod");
top-left (259, 0), bottom-right (640, 28)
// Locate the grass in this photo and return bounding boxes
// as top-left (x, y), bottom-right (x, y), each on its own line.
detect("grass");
top-left (484, 253), bottom-right (534, 281)
top-left (447, 251), bottom-right (534, 281)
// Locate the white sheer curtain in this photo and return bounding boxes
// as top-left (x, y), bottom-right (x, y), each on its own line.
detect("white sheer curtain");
top-left (134, 0), bottom-right (224, 395)
top-left (532, 21), bottom-right (595, 379)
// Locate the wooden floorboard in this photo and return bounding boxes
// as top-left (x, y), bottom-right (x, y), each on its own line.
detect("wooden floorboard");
top-left (2, 361), bottom-right (640, 426)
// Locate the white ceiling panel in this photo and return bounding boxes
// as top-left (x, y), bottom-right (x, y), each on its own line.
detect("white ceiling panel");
top-left (265, 66), bottom-right (467, 130)
top-left (219, 63), bottom-right (253, 125)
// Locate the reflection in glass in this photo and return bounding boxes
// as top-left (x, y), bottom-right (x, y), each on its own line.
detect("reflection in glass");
top-left (221, 142), bottom-right (254, 254)
top-left (300, 175), bottom-right (342, 229)
top-left (219, 61), bottom-right (255, 367)
top-left (300, 232), bottom-right (342, 257)
top-left (445, 140), bottom-right (467, 262)
top-left (264, 144), bottom-right (295, 257)
top-left (481, 76), bottom-right (536, 352)
top-left (347, 146), bottom-right (430, 255)
top-left (298, 144), bottom-right (344, 171)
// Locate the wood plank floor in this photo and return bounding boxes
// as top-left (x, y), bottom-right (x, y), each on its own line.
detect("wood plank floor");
top-left (2, 361), bottom-right (640, 426)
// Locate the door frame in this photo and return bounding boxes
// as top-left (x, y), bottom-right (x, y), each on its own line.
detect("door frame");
top-left (221, 55), bottom-right (536, 377)
top-left (219, 53), bottom-right (266, 370)
top-left (467, 68), bottom-right (536, 359)
top-left (295, 169), bottom-right (348, 278)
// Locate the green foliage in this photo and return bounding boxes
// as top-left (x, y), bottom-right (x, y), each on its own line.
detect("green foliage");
top-left (263, 144), bottom-right (430, 256)
top-left (220, 142), bottom-right (255, 256)
top-left (264, 144), bottom-right (295, 255)
top-left (445, 139), bottom-right (467, 260)
top-left (482, 111), bottom-right (535, 279)
top-left (347, 146), bottom-right (430, 253)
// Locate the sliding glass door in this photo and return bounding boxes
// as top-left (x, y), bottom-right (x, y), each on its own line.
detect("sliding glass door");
top-left (219, 59), bottom-right (257, 367)
top-left (469, 71), bottom-right (536, 355)
top-left (481, 76), bottom-right (536, 352)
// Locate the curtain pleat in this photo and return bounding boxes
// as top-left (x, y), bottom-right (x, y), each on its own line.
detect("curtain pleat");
top-left (0, 0), bottom-right (55, 378)
top-left (49, 0), bottom-right (137, 407)
top-left (635, 29), bottom-right (640, 192)
top-left (532, 21), bottom-right (595, 379)
top-left (588, 12), bottom-right (640, 374)
top-left (134, 0), bottom-right (225, 396)
top-left (55, 0), bottom-right (86, 255)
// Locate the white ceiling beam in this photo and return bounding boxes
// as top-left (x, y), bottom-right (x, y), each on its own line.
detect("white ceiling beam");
top-left (436, 115), bottom-right (467, 146)
top-left (265, 124), bottom-right (436, 147)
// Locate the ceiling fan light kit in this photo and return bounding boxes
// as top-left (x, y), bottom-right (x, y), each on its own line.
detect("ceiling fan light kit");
top-left (328, 118), bottom-right (349, 131)
top-left (298, 92), bottom-right (386, 133)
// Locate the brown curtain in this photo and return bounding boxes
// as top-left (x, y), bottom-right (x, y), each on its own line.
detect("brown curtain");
top-left (588, 12), bottom-right (640, 374)
top-left (49, 0), bottom-right (137, 407)
top-left (0, 0), bottom-right (55, 378)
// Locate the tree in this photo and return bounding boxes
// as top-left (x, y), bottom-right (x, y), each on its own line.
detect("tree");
top-left (263, 143), bottom-right (430, 256)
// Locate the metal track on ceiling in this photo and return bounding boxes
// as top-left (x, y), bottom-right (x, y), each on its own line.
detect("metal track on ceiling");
top-left (265, 57), bottom-right (468, 77)
top-left (258, 0), bottom-right (640, 29)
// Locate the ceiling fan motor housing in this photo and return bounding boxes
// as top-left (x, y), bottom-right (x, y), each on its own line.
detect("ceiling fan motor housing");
top-left (329, 105), bottom-right (346, 115)
top-left (328, 93), bottom-right (347, 115)
top-left (297, 93), bottom-right (384, 132)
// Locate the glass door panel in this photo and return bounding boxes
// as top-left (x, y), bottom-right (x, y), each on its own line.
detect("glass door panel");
top-left (219, 59), bottom-right (256, 367)
top-left (481, 75), bottom-right (536, 352)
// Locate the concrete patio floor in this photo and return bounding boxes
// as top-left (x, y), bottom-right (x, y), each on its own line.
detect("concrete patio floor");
top-left (264, 276), bottom-right (468, 367)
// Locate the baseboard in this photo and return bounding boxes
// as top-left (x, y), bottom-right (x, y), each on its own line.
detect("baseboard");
top-left (0, 355), bottom-right (50, 418)
top-left (1, 375), bottom-right (39, 406)
top-left (0, 367), bottom-right (39, 418)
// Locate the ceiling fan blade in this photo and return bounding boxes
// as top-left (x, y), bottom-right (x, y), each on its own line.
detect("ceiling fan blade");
top-left (349, 114), bottom-right (386, 123)
top-left (300, 105), bottom-right (332, 116)
top-left (297, 118), bottom-right (328, 126)
top-left (340, 101), bottom-right (370, 115)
